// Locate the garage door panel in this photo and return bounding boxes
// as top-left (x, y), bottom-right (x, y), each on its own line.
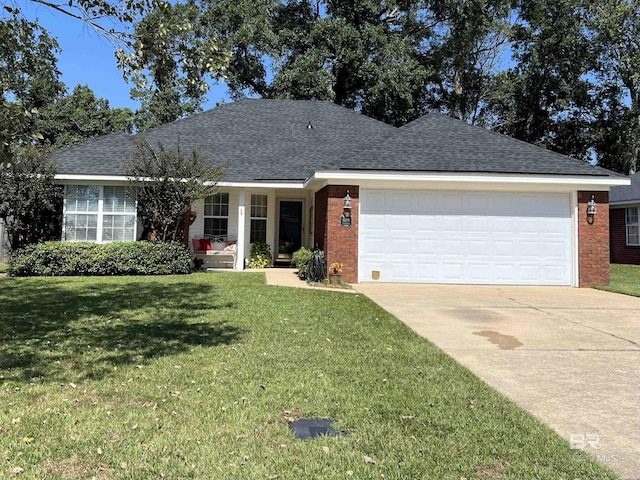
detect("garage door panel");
top-left (467, 239), bottom-right (492, 256)
top-left (441, 217), bottom-right (464, 233)
top-left (544, 265), bottom-right (571, 282)
top-left (440, 263), bottom-right (465, 281)
top-left (517, 264), bottom-right (546, 282)
top-left (544, 240), bottom-right (571, 258)
top-left (387, 261), bottom-right (413, 281)
top-left (413, 238), bottom-right (438, 258)
top-left (467, 263), bottom-right (495, 281)
top-left (412, 261), bottom-right (440, 282)
top-left (440, 238), bottom-right (464, 255)
top-left (494, 264), bottom-right (520, 282)
top-left (359, 189), bottom-right (572, 285)
top-left (493, 239), bottom-right (515, 256)
top-left (465, 217), bottom-right (490, 234)
top-left (413, 216), bottom-right (439, 232)
top-left (364, 238), bottom-right (387, 255)
top-left (389, 215), bottom-right (411, 231)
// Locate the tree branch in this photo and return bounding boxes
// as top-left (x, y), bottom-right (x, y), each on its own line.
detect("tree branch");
top-left (28, 0), bottom-right (130, 46)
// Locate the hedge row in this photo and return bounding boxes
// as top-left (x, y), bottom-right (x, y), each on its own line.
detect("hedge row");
top-left (9, 241), bottom-right (192, 276)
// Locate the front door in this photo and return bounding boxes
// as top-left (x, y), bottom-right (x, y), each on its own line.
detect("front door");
top-left (277, 200), bottom-right (303, 261)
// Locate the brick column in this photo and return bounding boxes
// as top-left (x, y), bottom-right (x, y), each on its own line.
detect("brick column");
top-left (578, 191), bottom-right (609, 287)
top-left (314, 185), bottom-right (359, 283)
top-left (314, 187), bottom-right (329, 251)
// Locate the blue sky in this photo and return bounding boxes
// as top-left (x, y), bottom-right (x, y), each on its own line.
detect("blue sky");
top-left (21, 2), bottom-right (229, 110)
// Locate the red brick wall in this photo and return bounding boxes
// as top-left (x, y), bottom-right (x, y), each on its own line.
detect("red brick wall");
top-left (314, 187), bottom-right (328, 251)
top-left (314, 185), bottom-right (359, 283)
top-left (610, 207), bottom-right (640, 264)
top-left (578, 191), bottom-right (610, 287)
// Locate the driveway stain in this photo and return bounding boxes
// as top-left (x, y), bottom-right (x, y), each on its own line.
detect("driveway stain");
top-left (473, 330), bottom-right (523, 350)
top-left (450, 309), bottom-right (504, 322)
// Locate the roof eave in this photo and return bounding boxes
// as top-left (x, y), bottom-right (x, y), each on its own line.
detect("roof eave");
top-left (306, 170), bottom-right (631, 189)
top-left (610, 200), bottom-right (640, 206)
top-left (54, 174), bottom-right (306, 189)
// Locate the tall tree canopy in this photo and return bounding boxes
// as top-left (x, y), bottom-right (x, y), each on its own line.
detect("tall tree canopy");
top-left (486, 0), bottom-right (597, 162)
top-left (125, 0), bottom-right (638, 173)
top-left (2, 0), bottom-right (228, 137)
top-left (210, 0), bottom-right (434, 126)
top-left (0, 13), bottom-right (64, 159)
top-left (4, 0), bottom-right (639, 173)
top-left (117, 0), bottom-right (230, 129)
top-left (35, 84), bottom-right (134, 149)
top-left (588, 0), bottom-right (640, 174)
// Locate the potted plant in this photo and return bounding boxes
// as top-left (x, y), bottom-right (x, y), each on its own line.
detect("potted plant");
top-left (328, 262), bottom-right (343, 285)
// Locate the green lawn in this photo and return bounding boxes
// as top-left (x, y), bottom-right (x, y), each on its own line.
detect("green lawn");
top-left (598, 264), bottom-right (640, 297)
top-left (0, 263), bottom-right (8, 274)
top-left (0, 273), bottom-right (616, 479)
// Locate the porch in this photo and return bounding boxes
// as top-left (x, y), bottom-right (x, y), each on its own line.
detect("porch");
top-left (187, 187), bottom-right (315, 269)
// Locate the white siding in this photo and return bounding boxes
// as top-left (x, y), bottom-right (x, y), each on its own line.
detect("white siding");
top-left (190, 188), bottom-right (313, 268)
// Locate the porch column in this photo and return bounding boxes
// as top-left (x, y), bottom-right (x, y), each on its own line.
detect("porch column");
top-left (235, 189), bottom-right (246, 270)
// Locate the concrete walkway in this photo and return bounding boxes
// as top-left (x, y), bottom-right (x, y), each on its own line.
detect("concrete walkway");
top-left (354, 284), bottom-right (640, 480)
top-left (260, 267), bottom-right (355, 293)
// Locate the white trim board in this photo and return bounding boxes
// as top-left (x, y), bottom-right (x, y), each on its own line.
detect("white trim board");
top-left (307, 170), bottom-right (630, 190)
top-left (54, 174), bottom-right (306, 190)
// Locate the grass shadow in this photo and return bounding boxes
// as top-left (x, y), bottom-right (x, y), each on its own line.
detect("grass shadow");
top-left (0, 276), bottom-right (243, 383)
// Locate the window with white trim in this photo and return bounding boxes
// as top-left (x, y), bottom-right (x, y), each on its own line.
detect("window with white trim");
top-left (250, 194), bottom-right (267, 243)
top-left (63, 185), bottom-right (136, 242)
top-left (204, 193), bottom-right (229, 237)
top-left (627, 207), bottom-right (639, 246)
top-left (102, 186), bottom-right (137, 241)
top-left (64, 185), bottom-right (99, 241)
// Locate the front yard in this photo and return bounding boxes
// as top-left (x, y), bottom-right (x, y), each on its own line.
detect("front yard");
top-left (0, 273), bottom-right (616, 479)
top-left (598, 263), bottom-right (640, 297)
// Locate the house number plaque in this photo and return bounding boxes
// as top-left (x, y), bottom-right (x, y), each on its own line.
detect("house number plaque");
top-left (340, 212), bottom-right (352, 227)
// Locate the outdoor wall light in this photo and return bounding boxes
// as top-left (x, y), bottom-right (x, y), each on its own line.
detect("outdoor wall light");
top-left (587, 195), bottom-right (597, 216)
top-left (340, 190), bottom-right (352, 227)
top-left (343, 190), bottom-right (352, 210)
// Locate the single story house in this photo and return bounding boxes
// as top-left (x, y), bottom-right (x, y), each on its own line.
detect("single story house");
top-left (52, 99), bottom-right (629, 286)
top-left (609, 172), bottom-right (640, 264)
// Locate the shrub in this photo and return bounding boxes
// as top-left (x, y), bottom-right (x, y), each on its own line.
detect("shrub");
top-left (9, 241), bottom-right (192, 276)
top-left (291, 247), bottom-right (312, 279)
top-left (248, 242), bottom-right (273, 268)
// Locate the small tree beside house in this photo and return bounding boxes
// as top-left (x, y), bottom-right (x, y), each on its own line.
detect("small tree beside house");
top-left (125, 137), bottom-right (224, 243)
top-left (0, 146), bottom-right (63, 252)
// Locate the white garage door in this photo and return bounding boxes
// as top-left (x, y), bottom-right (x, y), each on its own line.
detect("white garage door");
top-left (359, 190), bottom-right (573, 285)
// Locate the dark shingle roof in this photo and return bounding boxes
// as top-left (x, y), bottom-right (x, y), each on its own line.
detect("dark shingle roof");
top-left (335, 113), bottom-right (618, 177)
top-left (53, 99), bottom-right (621, 181)
top-left (610, 172), bottom-right (640, 203)
top-left (53, 99), bottom-right (396, 181)
top-left (52, 132), bottom-right (134, 175)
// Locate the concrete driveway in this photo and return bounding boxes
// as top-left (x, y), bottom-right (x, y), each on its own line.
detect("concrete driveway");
top-left (354, 284), bottom-right (640, 480)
